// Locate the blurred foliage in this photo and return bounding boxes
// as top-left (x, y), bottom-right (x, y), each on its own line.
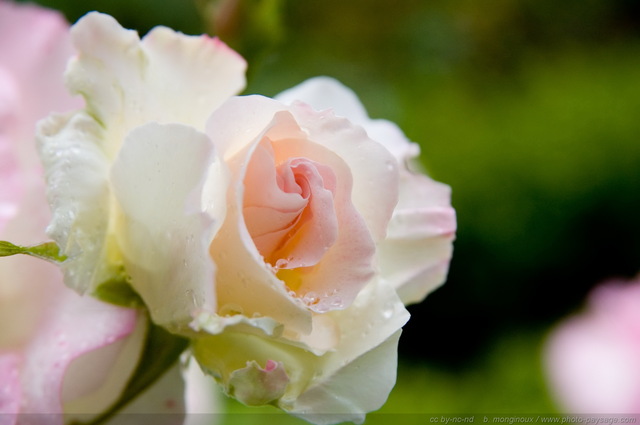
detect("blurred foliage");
top-left (16, 0), bottom-right (640, 415)
top-left (196, 0), bottom-right (284, 80)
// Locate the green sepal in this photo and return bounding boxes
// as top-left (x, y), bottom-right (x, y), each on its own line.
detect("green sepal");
top-left (72, 317), bottom-right (190, 425)
top-left (0, 240), bottom-right (66, 262)
top-left (94, 273), bottom-right (145, 309)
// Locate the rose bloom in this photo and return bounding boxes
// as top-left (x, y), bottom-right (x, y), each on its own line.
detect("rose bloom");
top-left (37, 12), bottom-right (455, 424)
top-left (0, 2), bottom-right (218, 421)
top-left (545, 278), bottom-right (640, 414)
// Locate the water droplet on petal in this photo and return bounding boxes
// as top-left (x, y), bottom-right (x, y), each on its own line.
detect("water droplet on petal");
top-left (302, 292), bottom-right (320, 306)
top-left (274, 258), bottom-right (290, 270)
top-left (330, 297), bottom-right (343, 308)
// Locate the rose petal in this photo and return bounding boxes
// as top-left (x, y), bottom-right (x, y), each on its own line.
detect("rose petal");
top-left (303, 277), bottom-right (409, 386)
top-left (19, 288), bottom-right (138, 416)
top-left (264, 112), bottom-right (378, 311)
top-left (117, 362), bottom-right (186, 418)
top-left (377, 171), bottom-right (456, 304)
top-left (207, 99), bottom-right (317, 333)
top-left (277, 77), bottom-right (456, 304)
top-left (242, 139), bottom-right (307, 257)
top-left (287, 101), bottom-right (399, 243)
top-left (271, 159), bottom-right (338, 269)
top-left (245, 147), bottom-right (340, 270)
top-left (207, 96), bottom-right (391, 314)
top-left (0, 70), bottom-right (23, 233)
top-left (61, 315), bottom-right (146, 421)
top-left (68, 12), bottom-right (246, 146)
top-left (289, 331), bottom-right (402, 425)
top-left (0, 256), bottom-right (58, 350)
top-left (208, 183), bottom-right (313, 334)
top-left (37, 112), bottom-right (112, 294)
top-left (184, 357), bottom-right (223, 417)
top-left (111, 122), bottom-right (221, 330)
top-left (275, 76), bottom-right (419, 164)
top-left (0, 1), bottom-right (80, 235)
top-left (191, 277), bottom-right (409, 424)
top-left (38, 11), bottom-right (246, 294)
top-left (275, 76), bottom-right (370, 123)
top-left (0, 352), bottom-right (21, 419)
top-left (283, 278), bottom-right (408, 423)
top-left (0, 1), bottom-right (80, 131)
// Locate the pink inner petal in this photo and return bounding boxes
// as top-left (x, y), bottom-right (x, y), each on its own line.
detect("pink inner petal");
top-left (238, 110), bottom-right (377, 312)
top-left (268, 134), bottom-right (377, 312)
top-left (243, 138), bottom-right (307, 253)
top-left (243, 136), bottom-right (340, 274)
top-left (270, 158), bottom-right (338, 270)
top-left (243, 137), bottom-right (340, 270)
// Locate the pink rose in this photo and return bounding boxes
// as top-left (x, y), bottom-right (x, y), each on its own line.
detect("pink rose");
top-left (275, 77), bottom-right (456, 305)
top-left (186, 79), bottom-right (455, 422)
top-left (0, 2), bottom-right (190, 421)
top-left (545, 278), bottom-right (640, 413)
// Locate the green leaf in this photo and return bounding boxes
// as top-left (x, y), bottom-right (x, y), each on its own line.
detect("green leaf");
top-left (72, 318), bottom-right (190, 425)
top-left (0, 240), bottom-right (66, 263)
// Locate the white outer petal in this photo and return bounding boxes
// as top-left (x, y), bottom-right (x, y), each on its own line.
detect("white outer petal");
top-left (37, 111), bottom-right (111, 294)
top-left (111, 122), bottom-right (223, 330)
top-left (68, 12), bottom-right (246, 158)
top-left (284, 278), bottom-right (409, 422)
top-left (378, 171), bottom-right (456, 304)
top-left (289, 331), bottom-right (401, 425)
top-left (275, 76), bottom-right (419, 162)
top-left (38, 12), bottom-right (246, 294)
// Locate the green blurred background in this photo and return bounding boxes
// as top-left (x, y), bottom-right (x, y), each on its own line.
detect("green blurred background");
top-left (18, 0), bottom-right (640, 420)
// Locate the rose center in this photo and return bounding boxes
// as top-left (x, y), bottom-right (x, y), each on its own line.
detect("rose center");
top-left (242, 139), bottom-right (339, 291)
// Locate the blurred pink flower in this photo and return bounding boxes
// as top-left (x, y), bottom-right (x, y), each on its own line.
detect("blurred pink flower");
top-left (0, 2), bottom-right (188, 421)
top-left (545, 277), bottom-right (640, 414)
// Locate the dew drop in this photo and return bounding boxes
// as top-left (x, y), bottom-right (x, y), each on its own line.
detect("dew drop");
top-left (185, 289), bottom-right (197, 306)
top-left (274, 258), bottom-right (289, 269)
top-left (302, 292), bottom-right (320, 305)
top-left (329, 297), bottom-right (343, 308)
top-left (382, 301), bottom-right (395, 319)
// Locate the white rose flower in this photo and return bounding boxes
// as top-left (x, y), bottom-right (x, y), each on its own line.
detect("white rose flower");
top-left (37, 12), bottom-right (456, 424)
